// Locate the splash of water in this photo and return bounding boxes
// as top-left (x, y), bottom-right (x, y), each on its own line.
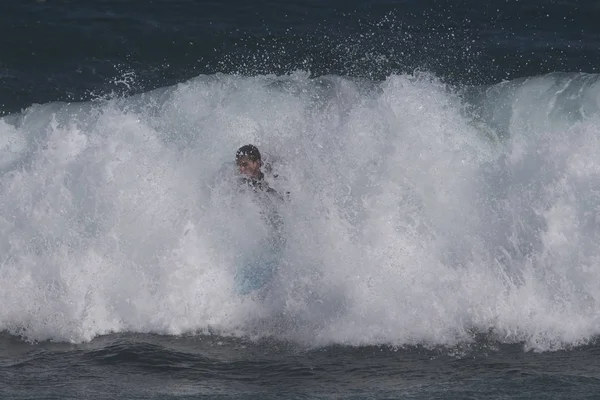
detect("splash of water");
top-left (1, 71), bottom-right (600, 350)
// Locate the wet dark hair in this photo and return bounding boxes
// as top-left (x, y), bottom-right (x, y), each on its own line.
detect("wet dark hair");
top-left (235, 144), bottom-right (261, 162)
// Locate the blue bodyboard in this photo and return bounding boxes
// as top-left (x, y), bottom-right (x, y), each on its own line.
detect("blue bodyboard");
top-left (234, 258), bottom-right (278, 295)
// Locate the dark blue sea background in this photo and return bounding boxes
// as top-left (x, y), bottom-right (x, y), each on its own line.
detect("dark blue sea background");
top-left (2, 1), bottom-right (600, 399)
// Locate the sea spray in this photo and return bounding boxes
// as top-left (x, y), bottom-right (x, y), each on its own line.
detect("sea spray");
top-left (1, 72), bottom-right (600, 350)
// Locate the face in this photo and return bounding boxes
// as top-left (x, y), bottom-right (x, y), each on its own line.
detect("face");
top-left (236, 157), bottom-right (261, 179)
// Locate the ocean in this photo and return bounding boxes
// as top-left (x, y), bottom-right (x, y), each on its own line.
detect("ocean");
top-left (2, 0), bottom-right (600, 398)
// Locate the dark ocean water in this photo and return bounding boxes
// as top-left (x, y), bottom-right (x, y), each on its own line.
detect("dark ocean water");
top-left (2, 0), bottom-right (600, 399)
top-left (4, 333), bottom-right (600, 399)
top-left (2, 0), bottom-right (599, 115)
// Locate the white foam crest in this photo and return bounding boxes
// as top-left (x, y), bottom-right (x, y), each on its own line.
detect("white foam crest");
top-left (1, 72), bottom-right (600, 350)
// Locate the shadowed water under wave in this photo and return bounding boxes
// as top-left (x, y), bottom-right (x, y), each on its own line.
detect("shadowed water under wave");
top-left (3, 333), bottom-right (600, 399)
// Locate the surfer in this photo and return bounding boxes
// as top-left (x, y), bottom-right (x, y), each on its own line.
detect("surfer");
top-left (235, 144), bottom-right (285, 236)
top-left (235, 144), bottom-right (283, 201)
top-left (234, 144), bottom-right (285, 296)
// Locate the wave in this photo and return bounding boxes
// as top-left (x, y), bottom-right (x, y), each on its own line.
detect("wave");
top-left (1, 71), bottom-right (600, 350)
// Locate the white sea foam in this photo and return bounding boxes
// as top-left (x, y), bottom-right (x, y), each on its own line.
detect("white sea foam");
top-left (1, 71), bottom-right (600, 350)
